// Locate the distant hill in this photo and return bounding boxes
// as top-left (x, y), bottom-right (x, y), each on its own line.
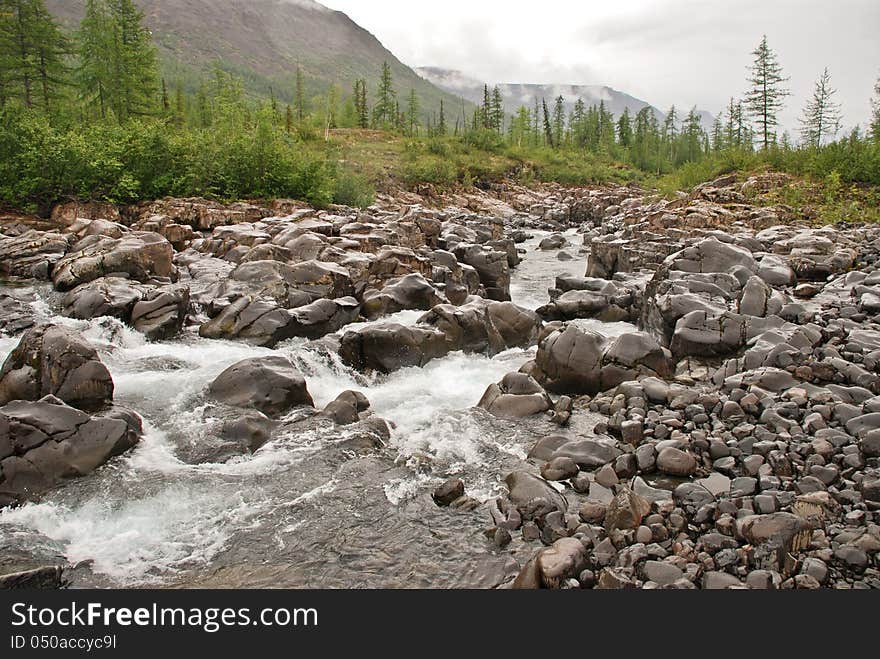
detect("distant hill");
top-left (44, 0), bottom-right (470, 119)
top-left (417, 67), bottom-right (715, 131)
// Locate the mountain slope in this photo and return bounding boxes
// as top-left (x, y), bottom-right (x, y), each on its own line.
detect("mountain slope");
top-left (45, 0), bottom-right (468, 119)
top-left (418, 67), bottom-right (715, 131)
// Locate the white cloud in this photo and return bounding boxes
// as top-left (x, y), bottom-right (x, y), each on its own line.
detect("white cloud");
top-left (320, 0), bottom-right (880, 133)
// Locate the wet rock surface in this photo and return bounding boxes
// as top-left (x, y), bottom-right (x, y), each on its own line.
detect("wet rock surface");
top-left (1, 175), bottom-right (879, 589)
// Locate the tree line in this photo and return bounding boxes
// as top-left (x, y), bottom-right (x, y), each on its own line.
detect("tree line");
top-left (0, 1), bottom-right (878, 211)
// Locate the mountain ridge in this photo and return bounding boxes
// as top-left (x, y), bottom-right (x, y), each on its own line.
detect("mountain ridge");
top-left (44, 0), bottom-right (470, 119)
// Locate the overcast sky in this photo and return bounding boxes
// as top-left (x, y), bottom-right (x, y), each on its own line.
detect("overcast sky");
top-left (319, 0), bottom-right (879, 134)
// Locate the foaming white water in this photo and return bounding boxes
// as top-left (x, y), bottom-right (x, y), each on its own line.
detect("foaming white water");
top-left (572, 319), bottom-right (639, 338)
top-left (0, 336), bottom-right (16, 361)
top-left (0, 489), bottom-right (264, 583)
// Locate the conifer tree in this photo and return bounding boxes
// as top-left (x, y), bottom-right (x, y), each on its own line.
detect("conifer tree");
top-left (437, 98), bottom-right (446, 136)
top-left (542, 98), bottom-right (554, 148)
top-left (745, 35), bottom-right (790, 150)
top-left (617, 107), bottom-right (633, 148)
top-left (405, 88), bottom-right (419, 136)
top-left (872, 77), bottom-right (880, 142)
top-left (294, 64), bottom-right (305, 122)
top-left (551, 95), bottom-right (565, 147)
top-left (0, 0), bottom-right (70, 112)
top-left (373, 61), bottom-right (396, 129)
top-left (490, 85), bottom-right (504, 131)
top-left (798, 68), bottom-right (841, 148)
top-left (78, 0), bottom-right (158, 121)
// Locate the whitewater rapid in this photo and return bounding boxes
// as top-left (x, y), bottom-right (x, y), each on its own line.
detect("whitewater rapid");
top-left (0, 229), bottom-right (636, 587)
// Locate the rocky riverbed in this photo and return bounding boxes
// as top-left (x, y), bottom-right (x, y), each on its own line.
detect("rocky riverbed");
top-left (0, 173), bottom-right (878, 589)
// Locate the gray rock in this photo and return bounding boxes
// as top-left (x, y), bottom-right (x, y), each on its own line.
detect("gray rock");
top-left (207, 356), bottom-right (314, 416)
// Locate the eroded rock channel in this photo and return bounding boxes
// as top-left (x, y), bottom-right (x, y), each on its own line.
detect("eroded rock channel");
top-left (1, 175), bottom-right (878, 589)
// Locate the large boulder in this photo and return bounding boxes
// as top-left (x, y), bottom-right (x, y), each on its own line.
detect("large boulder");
top-left (452, 244), bottom-right (511, 301)
top-left (361, 274), bottom-right (444, 320)
top-left (286, 297), bottom-right (360, 339)
top-left (0, 325), bottom-right (113, 411)
top-left (207, 356), bottom-right (314, 417)
top-left (478, 372), bottom-right (552, 418)
top-left (533, 325), bottom-right (670, 395)
top-left (419, 298), bottom-right (543, 355)
top-left (339, 324), bottom-right (450, 373)
top-left (130, 285), bottom-right (190, 340)
top-left (61, 277), bottom-right (146, 321)
top-left (0, 396), bottom-right (141, 507)
top-left (199, 296), bottom-right (295, 347)
top-left (52, 232), bottom-right (175, 291)
top-left (0, 230), bottom-right (70, 279)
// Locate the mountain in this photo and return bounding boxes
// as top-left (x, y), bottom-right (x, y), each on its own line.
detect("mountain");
top-left (417, 67), bottom-right (715, 132)
top-left (44, 0), bottom-right (469, 118)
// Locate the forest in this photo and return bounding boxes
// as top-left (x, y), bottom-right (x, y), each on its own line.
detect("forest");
top-left (1, 0), bottom-right (879, 213)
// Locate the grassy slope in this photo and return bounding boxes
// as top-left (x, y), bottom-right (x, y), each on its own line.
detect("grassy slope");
top-left (44, 0), bottom-right (474, 119)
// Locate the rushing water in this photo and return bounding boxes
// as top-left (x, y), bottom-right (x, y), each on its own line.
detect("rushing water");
top-left (0, 230), bottom-right (633, 588)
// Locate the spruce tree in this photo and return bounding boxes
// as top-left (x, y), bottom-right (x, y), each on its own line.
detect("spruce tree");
top-left (405, 88), bottom-right (419, 136)
top-left (551, 95), bottom-right (565, 147)
top-left (491, 85), bottom-right (504, 131)
top-left (617, 107), bottom-right (633, 148)
top-left (373, 61), bottom-right (395, 129)
top-left (542, 98), bottom-right (554, 148)
top-left (745, 35), bottom-right (790, 150)
top-left (798, 67), bottom-right (841, 148)
top-left (437, 98), bottom-right (446, 136)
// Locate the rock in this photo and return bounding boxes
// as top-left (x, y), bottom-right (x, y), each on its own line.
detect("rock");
top-left (130, 285), bottom-right (190, 340)
top-left (0, 325), bottom-right (114, 412)
top-left (642, 560), bottom-right (684, 587)
top-left (361, 274), bottom-right (443, 320)
top-left (0, 230), bottom-right (69, 279)
top-left (52, 232), bottom-right (175, 291)
top-left (504, 471), bottom-right (567, 513)
top-left (287, 297), bottom-right (360, 339)
top-left (656, 447), bottom-right (698, 476)
top-left (319, 390), bottom-right (370, 425)
top-left (219, 411), bottom-right (275, 453)
top-left (478, 372), bottom-right (552, 418)
top-left (207, 356), bottom-right (314, 417)
top-left (198, 296), bottom-right (295, 347)
top-left (736, 512), bottom-right (808, 548)
top-left (339, 324), bottom-right (450, 373)
top-left (0, 566), bottom-right (64, 589)
top-left (605, 487), bottom-right (651, 532)
top-left (0, 396), bottom-right (141, 505)
top-left (452, 244), bottom-right (510, 301)
top-left (535, 325), bottom-right (670, 395)
top-left (62, 277), bottom-right (146, 321)
top-left (535, 538), bottom-right (588, 587)
top-left (432, 478), bottom-right (465, 507)
top-left (541, 457), bottom-right (579, 481)
top-left (419, 298), bottom-right (543, 355)
top-left (703, 571), bottom-right (744, 589)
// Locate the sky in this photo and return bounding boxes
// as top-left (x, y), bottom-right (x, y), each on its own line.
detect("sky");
top-left (319, 0), bottom-right (880, 135)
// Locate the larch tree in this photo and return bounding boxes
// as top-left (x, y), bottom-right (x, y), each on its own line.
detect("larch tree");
top-left (870, 76), bottom-right (880, 142)
top-left (745, 35), bottom-right (790, 150)
top-left (78, 0), bottom-right (158, 121)
top-left (551, 95), bottom-right (565, 147)
top-left (294, 65), bottom-right (305, 122)
top-left (798, 67), bottom-right (842, 148)
top-left (0, 0), bottom-right (70, 112)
